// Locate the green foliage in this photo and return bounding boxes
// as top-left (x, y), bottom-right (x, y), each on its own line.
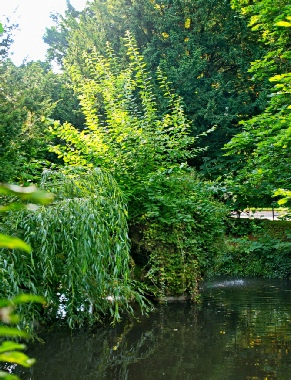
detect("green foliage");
top-left (224, 0), bottom-right (291, 209)
top-left (0, 18), bottom-right (18, 59)
top-left (274, 189), bottom-right (291, 209)
top-left (131, 167), bottom-right (227, 298)
top-left (215, 237), bottom-right (291, 278)
top-left (139, 0), bottom-right (268, 168)
top-left (47, 32), bottom-right (227, 299)
top-left (224, 217), bottom-right (263, 238)
top-left (1, 168), bottom-right (149, 328)
top-left (0, 184), bottom-right (54, 206)
top-left (0, 184), bottom-right (50, 380)
top-left (261, 219), bottom-right (291, 241)
top-left (0, 295), bottom-right (46, 380)
top-left (0, 28), bottom-right (85, 183)
top-left (214, 219), bottom-right (291, 278)
top-left (0, 60), bottom-right (57, 183)
top-left (48, 72), bottom-right (85, 131)
top-left (0, 235), bottom-right (31, 253)
top-left (0, 184), bottom-right (55, 254)
top-left (50, 31), bottom-right (195, 201)
top-left (0, 294), bottom-right (45, 380)
top-left (43, 2), bottom-right (82, 66)
top-left (224, 71), bottom-right (291, 208)
top-left (44, 0), bottom-right (268, 171)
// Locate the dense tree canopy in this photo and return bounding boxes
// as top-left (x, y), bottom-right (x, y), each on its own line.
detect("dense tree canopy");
top-left (0, 19), bottom-right (84, 183)
top-left (224, 0), bottom-right (291, 208)
top-left (0, 60), bottom-right (57, 183)
top-left (44, 0), bottom-right (268, 169)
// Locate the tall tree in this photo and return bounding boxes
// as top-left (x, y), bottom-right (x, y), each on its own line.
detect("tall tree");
top-left (224, 0), bottom-right (291, 208)
top-left (0, 17), bottom-right (18, 59)
top-left (48, 72), bottom-right (85, 130)
top-left (43, 0), bottom-right (81, 66)
top-left (0, 60), bottom-right (56, 183)
top-left (44, 0), bottom-right (268, 170)
top-left (145, 0), bottom-right (270, 171)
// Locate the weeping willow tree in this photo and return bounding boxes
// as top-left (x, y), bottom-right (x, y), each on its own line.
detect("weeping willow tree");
top-left (0, 168), bottom-right (149, 328)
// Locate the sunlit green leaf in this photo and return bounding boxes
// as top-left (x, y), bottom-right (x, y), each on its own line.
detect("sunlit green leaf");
top-left (278, 198), bottom-right (288, 205)
top-left (12, 294), bottom-right (46, 305)
top-left (0, 203), bottom-right (26, 212)
top-left (0, 234), bottom-right (31, 252)
top-left (0, 327), bottom-right (29, 339)
top-left (0, 300), bottom-right (10, 308)
top-left (0, 342), bottom-right (26, 354)
top-left (0, 351), bottom-right (35, 367)
top-left (0, 370), bottom-right (19, 380)
top-left (0, 184), bottom-right (54, 205)
top-left (0, 203), bottom-right (39, 212)
top-left (275, 21), bottom-right (291, 27)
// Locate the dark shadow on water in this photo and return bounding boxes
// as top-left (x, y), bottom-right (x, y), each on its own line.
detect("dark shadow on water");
top-left (13, 278), bottom-right (291, 379)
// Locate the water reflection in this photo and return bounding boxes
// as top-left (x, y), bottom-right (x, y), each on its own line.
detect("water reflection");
top-left (17, 279), bottom-right (291, 379)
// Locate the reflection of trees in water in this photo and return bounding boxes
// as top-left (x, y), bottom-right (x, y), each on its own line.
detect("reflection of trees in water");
top-left (100, 323), bottom-right (156, 379)
top-left (201, 283), bottom-right (291, 379)
top-left (97, 305), bottom-right (201, 379)
top-left (17, 281), bottom-right (291, 379)
top-left (18, 318), bottom-right (156, 379)
top-left (106, 303), bottom-right (236, 380)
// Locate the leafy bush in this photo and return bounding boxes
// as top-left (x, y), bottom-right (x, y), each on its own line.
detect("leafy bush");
top-left (224, 218), bottom-right (264, 237)
top-left (49, 31), bottom-right (197, 198)
top-left (130, 167), bottom-right (228, 298)
top-left (214, 219), bottom-right (291, 278)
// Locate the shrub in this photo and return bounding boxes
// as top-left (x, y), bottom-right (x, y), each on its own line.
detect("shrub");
top-left (130, 167), bottom-right (228, 298)
top-left (214, 219), bottom-right (291, 278)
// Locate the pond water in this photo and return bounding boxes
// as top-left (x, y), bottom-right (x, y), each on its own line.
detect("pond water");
top-left (14, 278), bottom-right (291, 379)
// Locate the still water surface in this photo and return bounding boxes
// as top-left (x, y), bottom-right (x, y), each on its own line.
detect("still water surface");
top-left (17, 278), bottom-right (291, 379)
